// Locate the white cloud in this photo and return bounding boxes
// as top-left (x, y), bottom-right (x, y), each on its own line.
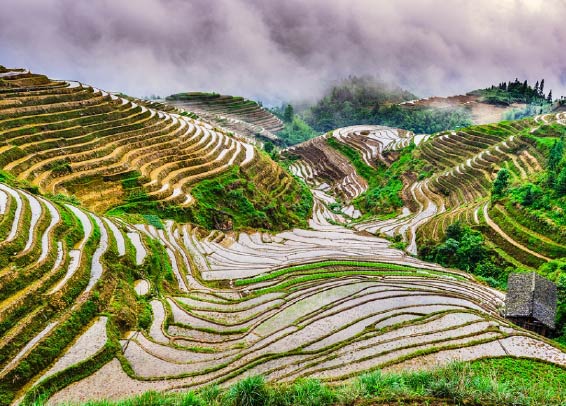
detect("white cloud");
top-left (0, 0), bottom-right (564, 104)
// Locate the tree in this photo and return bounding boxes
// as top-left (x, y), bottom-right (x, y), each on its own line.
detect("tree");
top-left (435, 238), bottom-right (459, 266)
top-left (539, 79), bottom-right (545, 97)
top-left (548, 139), bottom-right (564, 172)
top-left (556, 167), bottom-right (566, 197)
top-left (370, 101), bottom-right (380, 116)
top-left (521, 183), bottom-right (543, 207)
top-left (445, 221), bottom-right (464, 241)
top-left (263, 141), bottom-right (274, 153)
top-left (457, 231), bottom-right (487, 270)
top-left (547, 90), bottom-right (553, 103)
top-left (283, 104), bottom-right (294, 123)
top-left (492, 168), bottom-right (510, 198)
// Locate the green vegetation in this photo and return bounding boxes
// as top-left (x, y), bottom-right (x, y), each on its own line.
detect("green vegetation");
top-left (299, 76), bottom-right (471, 134)
top-left (538, 259), bottom-right (566, 344)
top-left (503, 103), bottom-right (553, 121)
top-left (167, 93), bottom-right (257, 110)
top-left (269, 103), bottom-right (320, 146)
top-left (481, 126), bottom-right (566, 337)
top-left (48, 158), bottom-right (72, 173)
top-left (0, 169), bottom-right (41, 195)
top-left (492, 125), bottom-right (566, 227)
top-left (17, 231), bottom-right (174, 406)
top-left (304, 75), bottom-right (415, 132)
top-left (108, 163), bottom-right (312, 232)
top-left (59, 359), bottom-right (566, 406)
top-left (420, 222), bottom-right (509, 289)
top-left (3, 68), bottom-right (565, 406)
top-left (492, 168), bottom-right (511, 198)
top-left (277, 115), bottom-right (319, 146)
top-left (370, 105), bottom-right (473, 135)
top-left (469, 78), bottom-right (553, 106)
top-left (235, 260), bottom-right (433, 286)
top-left (415, 119), bottom-right (566, 341)
top-left (470, 78), bottom-right (555, 120)
top-left (189, 165), bottom-right (312, 231)
top-left (252, 268), bottom-right (462, 296)
top-left (325, 138), bottom-right (427, 217)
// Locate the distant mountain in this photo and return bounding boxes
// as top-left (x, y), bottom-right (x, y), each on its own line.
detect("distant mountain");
top-left (166, 92), bottom-right (284, 143)
top-left (402, 78), bottom-right (558, 125)
top-left (304, 76), bottom-right (417, 132)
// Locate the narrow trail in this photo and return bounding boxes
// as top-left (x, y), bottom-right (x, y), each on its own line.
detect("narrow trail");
top-left (482, 203), bottom-right (551, 261)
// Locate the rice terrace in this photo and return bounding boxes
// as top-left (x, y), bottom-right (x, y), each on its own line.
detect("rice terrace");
top-left (0, 1), bottom-right (565, 405)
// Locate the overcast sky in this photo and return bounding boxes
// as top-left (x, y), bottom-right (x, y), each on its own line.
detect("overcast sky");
top-left (1, 0), bottom-right (565, 104)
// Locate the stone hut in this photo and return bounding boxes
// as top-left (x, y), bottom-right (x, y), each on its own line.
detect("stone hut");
top-left (505, 272), bottom-right (557, 336)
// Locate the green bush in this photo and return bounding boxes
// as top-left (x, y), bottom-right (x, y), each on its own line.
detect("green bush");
top-left (223, 376), bottom-right (269, 406)
top-left (421, 222), bottom-right (507, 286)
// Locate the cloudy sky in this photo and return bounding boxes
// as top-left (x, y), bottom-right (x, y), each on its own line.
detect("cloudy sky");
top-left (1, 0), bottom-right (564, 104)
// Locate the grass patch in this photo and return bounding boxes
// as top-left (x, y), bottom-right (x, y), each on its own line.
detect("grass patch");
top-left (53, 358), bottom-right (566, 406)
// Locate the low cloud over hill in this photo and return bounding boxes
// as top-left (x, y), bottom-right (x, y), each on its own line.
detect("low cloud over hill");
top-left (1, 0), bottom-right (565, 103)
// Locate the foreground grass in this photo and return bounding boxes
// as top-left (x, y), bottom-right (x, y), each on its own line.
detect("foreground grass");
top-left (55, 358), bottom-right (565, 406)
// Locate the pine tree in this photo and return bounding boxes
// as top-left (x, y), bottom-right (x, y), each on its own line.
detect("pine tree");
top-left (535, 80), bottom-right (539, 95)
top-left (540, 79), bottom-right (545, 97)
top-left (547, 90), bottom-right (553, 102)
top-left (548, 139), bottom-right (564, 172)
top-left (556, 167), bottom-right (566, 197)
top-left (283, 104), bottom-right (294, 123)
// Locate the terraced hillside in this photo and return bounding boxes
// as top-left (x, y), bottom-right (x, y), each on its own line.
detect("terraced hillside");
top-left (0, 68), bottom-right (308, 231)
top-left (0, 180), bottom-right (154, 405)
top-left (400, 94), bottom-right (527, 125)
top-left (166, 92), bottom-right (284, 143)
top-left (286, 113), bottom-right (566, 267)
top-left (1, 177), bottom-right (563, 405)
top-left (286, 126), bottom-right (426, 219)
top-left (1, 66), bottom-right (565, 405)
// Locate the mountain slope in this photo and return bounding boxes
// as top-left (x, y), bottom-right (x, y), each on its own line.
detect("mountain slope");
top-left (0, 67), bottom-right (564, 405)
top-left (166, 92), bottom-right (284, 142)
top-left (285, 114), bottom-right (566, 340)
top-left (1, 177), bottom-right (563, 405)
top-left (0, 68), bottom-right (309, 231)
top-left (285, 114), bottom-right (565, 263)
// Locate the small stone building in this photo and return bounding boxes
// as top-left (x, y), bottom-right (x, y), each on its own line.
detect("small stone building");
top-left (505, 272), bottom-right (557, 336)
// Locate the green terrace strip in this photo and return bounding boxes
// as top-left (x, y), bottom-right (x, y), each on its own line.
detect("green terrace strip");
top-left (251, 269), bottom-right (463, 296)
top-left (235, 261), bottom-right (462, 286)
top-left (52, 359), bottom-right (566, 406)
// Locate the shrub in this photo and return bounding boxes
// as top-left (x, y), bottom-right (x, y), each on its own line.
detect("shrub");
top-left (492, 168), bottom-right (510, 199)
top-left (223, 376), bottom-right (269, 406)
top-left (276, 379), bottom-right (336, 406)
top-left (180, 391), bottom-right (205, 406)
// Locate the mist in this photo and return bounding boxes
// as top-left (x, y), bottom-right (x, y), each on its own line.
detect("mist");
top-left (0, 0), bottom-right (565, 105)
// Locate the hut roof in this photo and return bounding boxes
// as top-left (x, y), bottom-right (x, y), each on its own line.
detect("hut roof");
top-left (505, 272), bottom-right (557, 329)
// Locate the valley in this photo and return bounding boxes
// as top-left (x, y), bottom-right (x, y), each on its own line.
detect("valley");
top-left (0, 66), bottom-right (565, 406)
